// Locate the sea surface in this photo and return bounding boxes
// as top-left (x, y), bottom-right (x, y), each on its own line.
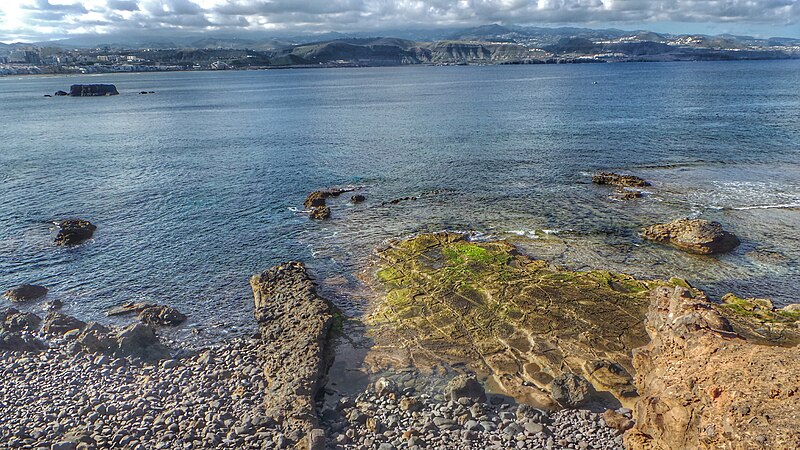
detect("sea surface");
top-left (1, 61), bottom-right (799, 344)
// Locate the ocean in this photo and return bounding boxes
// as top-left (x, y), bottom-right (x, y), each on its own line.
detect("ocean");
top-left (1, 60), bottom-right (799, 344)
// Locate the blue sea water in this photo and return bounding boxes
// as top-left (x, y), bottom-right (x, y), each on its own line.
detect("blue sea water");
top-left (1, 61), bottom-right (799, 343)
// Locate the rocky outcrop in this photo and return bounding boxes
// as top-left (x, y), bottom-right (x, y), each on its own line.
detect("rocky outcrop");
top-left (625, 286), bottom-right (800, 450)
top-left (137, 306), bottom-right (187, 326)
top-left (351, 194), bottom-right (366, 204)
top-left (309, 205), bottom-right (331, 220)
top-left (3, 284), bottom-right (47, 302)
top-left (1, 308), bottom-right (42, 332)
top-left (115, 322), bottom-right (171, 360)
top-left (69, 84), bottom-right (119, 96)
top-left (642, 218), bottom-right (740, 254)
top-left (367, 232), bottom-right (682, 409)
top-left (250, 261), bottom-right (336, 448)
top-left (0, 331), bottom-right (47, 352)
top-left (42, 312), bottom-right (86, 335)
top-left (54, 219), bottom-right (96, 246)
top-left (592, 172), bottom-right (650, 188)
top-left (304, 187), bottom-right (358, 220)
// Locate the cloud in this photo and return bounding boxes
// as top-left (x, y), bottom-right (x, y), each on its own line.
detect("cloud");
top-left (1, 0), bottom-right (798, 42)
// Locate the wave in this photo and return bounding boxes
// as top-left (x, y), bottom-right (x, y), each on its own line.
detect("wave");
top-left (731, 203), bottom-right (800, 211)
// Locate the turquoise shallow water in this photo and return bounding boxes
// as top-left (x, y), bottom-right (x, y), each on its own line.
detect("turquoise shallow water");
top-left (1, 61), bottom-right (799, 342)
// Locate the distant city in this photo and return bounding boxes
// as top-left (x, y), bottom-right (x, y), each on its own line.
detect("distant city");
top-left (2, 24), bottom-right (799, 76)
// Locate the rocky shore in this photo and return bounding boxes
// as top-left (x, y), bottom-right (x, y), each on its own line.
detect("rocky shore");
top-left (1, 222), bottom-right (798, 449)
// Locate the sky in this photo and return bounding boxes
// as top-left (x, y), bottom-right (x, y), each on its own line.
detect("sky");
top-left (0, 0), bottom-right (798, 43)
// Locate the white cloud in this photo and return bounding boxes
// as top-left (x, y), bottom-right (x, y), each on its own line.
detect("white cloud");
top-left (1, 0), bottom-right (798, 41)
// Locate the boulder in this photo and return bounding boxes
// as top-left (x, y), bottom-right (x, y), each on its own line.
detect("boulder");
top-left (642, 219), bottom-right (740, 254)
top-left (41, 312), bottom-right (86, 335)
top-left (54, 90), bottom-right (68, 96)
top-left (54, 219), bottom-right (96, 246)
top-left (1, 310), bottom-right (42, 332)
top-left (445, 375), bottom-right (486, 403)
top-left (303, 187), bottom-right (357, 208)
top-left (3, 284), bottom-right (47, 303)
top-left (0, 332), bottom-right (46, 352)
top-left (592, 172), bottom-right (650, 187)
top-left (351, 194), bottom-right (366, 203)
top-left (137, 306), bottom-right (186, 326)
top-left (374, 377), bottom-right (399, 397)
top-left (72, 322), bottom-right (117, 354)
top-left (69, 84), bottom-right (119, 96)
top-left (550, 372), bottom-right (593, 407)
top-left (115, 322), bottom-right (170, 360)
top-left (309, 206), bottom-right (331, 220)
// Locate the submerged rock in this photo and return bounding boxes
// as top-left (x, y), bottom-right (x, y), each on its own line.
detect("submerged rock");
top-left (625, 286), bottom-right (800, 449)
top-left (612, 189), bottom-right (643, 200)
top-left (54, 219), bottom-right (96, 246)
top-left (592, 171), bottom-right (651, 187)
top-left (309, 205), bottom-right (331, 220)
top-left (54, 90), bottom-right (68, 96)
top-left (106, 302), bottom-right (155, 316)
top-left (351, 194), bottom-right (366, 203)
top-left (3, 284), bottom-right (47, 303)
top-left (642, 218), bottom-right (740, 254)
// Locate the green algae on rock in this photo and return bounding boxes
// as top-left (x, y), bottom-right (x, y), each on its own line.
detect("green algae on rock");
top-left (367, 232), bottom-right (684, 409)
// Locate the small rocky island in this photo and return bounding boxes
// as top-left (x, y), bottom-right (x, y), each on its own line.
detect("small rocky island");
top-left (66, 84), bottom-right (119, 97)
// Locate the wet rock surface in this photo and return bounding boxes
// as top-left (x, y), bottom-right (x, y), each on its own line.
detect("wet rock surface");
top-left (366, 232), bottom-right (680, 410)
top-left (68, 84), bottom-right (119, 96)
top-left (250, 261), bottom-right (336, 447)
top-left (625, 286), bottom-right (800, 450)
top-left (137, 306), bottom-right (187, 326)
top-left (591, 172), bottom-right (650, 188)
top-left (54, 219), bottom-right (97, 246)
top-left (641, 218), bottom-right (740, 254)
top-left (3, 284), bottom-right (48, 303)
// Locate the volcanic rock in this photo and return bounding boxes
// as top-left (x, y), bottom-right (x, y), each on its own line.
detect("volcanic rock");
top-left (137, 305), bottom-right (187, 326)
top-left (625, 286), bottom-right (800, 450)
top-left (69, 84), bottom-right (119, 96)
top-left (592, 171), bottom-right (651, 187)
top-left (3, 284), bottom-right (48, 303)
top-left (309, 206), bottom-right (331, 220)
top-left (250, 261), bottom-right (335, 445)
top-left (351, 194), bottom-right (366, 203)
top-left (115, 322), bottom-right (170, 360)
top-left (642, 218), bottom-right (740, 254)
top-left (54, 219), bottom-right (96, 246)
top-left (41, 312), bottom-right (86, 335)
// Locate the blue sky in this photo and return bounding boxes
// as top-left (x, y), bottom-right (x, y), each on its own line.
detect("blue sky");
top-left (1, 1), bottom-right (798, 43)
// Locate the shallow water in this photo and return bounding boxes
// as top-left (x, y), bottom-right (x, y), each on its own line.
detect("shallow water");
top-left (1, 61), bottom-right (799, 343)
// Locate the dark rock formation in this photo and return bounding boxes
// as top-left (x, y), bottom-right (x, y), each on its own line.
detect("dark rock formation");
top-left (445, 375), bottom-right (487, 403)
top-left (250, 261), bottom-right (335, 447)
top-left (309, 206), bottom-right (331, 220)
top-left (303, 188), bottom-right (357, 208)
top-left (0, 331), bottom-right (47, 353)
top-left (69, 84), bottom-right (119, 96)
top-left (550, 373), bottom-right (593, 408)
top-left (54, 219), bottom-right (96, 246)
top-left (116, 323), bottom-right (171, 360)
top-left (137, 306), bottom-right (187, 326)
top-left (3, 284), bottom-right (47, 303)
top-left (592, 172), bottom-right (651, 188)
top-left (351, 194), bottom-right (366, 203)
top-left (642, 219), bottom-right (740, 254)
top-left (625, 286), bottom-right (800, 450)
top-left (612, 189), bottom-right (643, 200)
top-left (1, 308), bottom-right (42, 332)
top-left (54, 90), bottom-right (68, 96)
top-left (41, 312), bottom-right (86, 335)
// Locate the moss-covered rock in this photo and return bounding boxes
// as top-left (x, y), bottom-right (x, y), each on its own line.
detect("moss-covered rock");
top-left (366, 232), bottom-right (685, 409)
